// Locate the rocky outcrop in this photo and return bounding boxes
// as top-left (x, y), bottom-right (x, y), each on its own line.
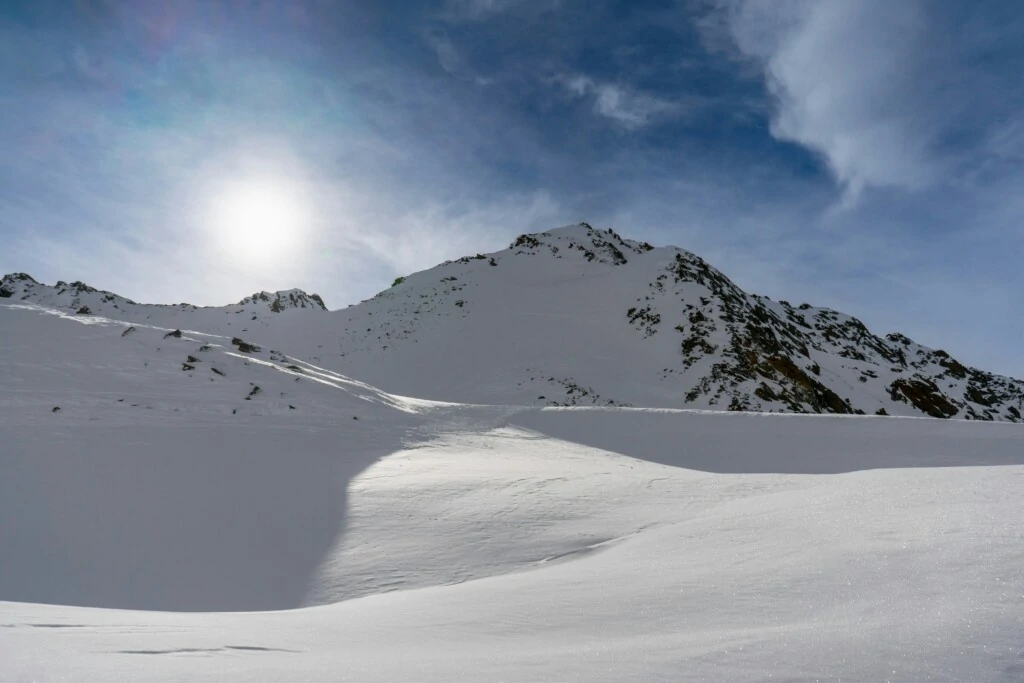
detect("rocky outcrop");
top-left (237, 290), bottom-right (327, 312)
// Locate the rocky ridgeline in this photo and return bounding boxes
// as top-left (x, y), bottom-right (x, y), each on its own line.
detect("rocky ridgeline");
top-left (506, 222), bottom-right (654, 264)
top-left (1, 273), bottom-right (144, 314)
top-left (626, 246), bottom-right (1024, 421)
top-left (0, 273), bottom-right (327, 317)
top-left (236, 290), bottom-right (327, 312)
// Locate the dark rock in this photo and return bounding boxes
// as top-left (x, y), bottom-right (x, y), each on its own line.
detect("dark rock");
top-left (938, 355), bottom-right (969, 379)
top-left (888, 378), bottom-right (959, 419)
top-left (231, 337), bottom-right (260, 353)
top-left (70, 281), bottom-right (97, 294)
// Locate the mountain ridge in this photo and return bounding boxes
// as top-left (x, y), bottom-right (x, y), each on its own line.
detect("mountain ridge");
top-left (4, 222), bottom-right (1022, 421)
top-left (1, 272), bottom-right (327, 316)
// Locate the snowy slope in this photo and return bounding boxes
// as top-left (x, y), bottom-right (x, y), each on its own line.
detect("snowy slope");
top-left (2, 297), bottom-right (1024, 680)
top-left (0, 303), bottom-right (432, 611)
top-left (6, 222), bottom-right (1022, 422)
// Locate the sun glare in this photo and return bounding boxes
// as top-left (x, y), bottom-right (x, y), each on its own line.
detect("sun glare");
top-left (210, 179), bottom-right (309, 266)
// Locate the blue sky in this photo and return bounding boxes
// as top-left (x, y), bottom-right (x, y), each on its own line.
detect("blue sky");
top-left (1, 0), bottom-right (1022, 377)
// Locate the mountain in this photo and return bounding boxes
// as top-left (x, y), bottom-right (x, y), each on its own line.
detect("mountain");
top-left (323, 222), bottom-right (1024, 421)
top-left (4, 222), bottom-right (1022, 421)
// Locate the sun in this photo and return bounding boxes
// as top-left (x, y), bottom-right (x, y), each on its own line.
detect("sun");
top-left (210, 179), bottom-right (309, 267)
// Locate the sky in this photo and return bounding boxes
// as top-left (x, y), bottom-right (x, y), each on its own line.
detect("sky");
top-left (1, 0), bottom-right (1022, 378)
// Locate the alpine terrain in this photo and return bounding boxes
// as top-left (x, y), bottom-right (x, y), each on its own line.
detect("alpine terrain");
top-left (2, 223), bottom-right (1023, 682)
top-left (4, 222), bottom-right (1023, 421)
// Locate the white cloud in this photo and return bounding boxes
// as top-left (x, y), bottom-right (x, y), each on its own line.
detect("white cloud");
top-left (714, 0), bottom-right (945, 202)
top-left (693, 0), bottom-right (1024, 375)
top-left (560, 75), bottom-right (677, 129)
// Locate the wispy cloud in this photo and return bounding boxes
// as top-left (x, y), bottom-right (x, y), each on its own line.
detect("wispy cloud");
top-left (559, 75), bottom-right (679, 129)
top-left (333, 190), bottom-right (567, 279)
top-left (441, 0), bottom-right (561, 23)
top-left (424, 28), bottom-right (493, 85)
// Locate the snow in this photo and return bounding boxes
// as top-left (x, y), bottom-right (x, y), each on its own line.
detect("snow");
top-left (3, 246), bottom-right (1024, 680)
top-left (3, 421), bottom-right (1023, 680)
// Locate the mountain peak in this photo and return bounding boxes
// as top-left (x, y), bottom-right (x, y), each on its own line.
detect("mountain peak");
top-left (237, 289), bottom-right (327, 312)
top-left (1, 272), bottom-right (37, 298)
top-left (2, 271), bottom-right (38, 284)
top-left (508, 222), bottom-right (655, 265)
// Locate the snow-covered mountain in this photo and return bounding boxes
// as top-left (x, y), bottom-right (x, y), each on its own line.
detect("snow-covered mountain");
top-left (5, 222), bottom-right (1022, 422)
top-left (321, 222), bottom-right (1024, 421)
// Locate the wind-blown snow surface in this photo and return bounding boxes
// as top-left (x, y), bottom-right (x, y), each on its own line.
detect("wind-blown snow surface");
top-left (3, 295), bottom-right (1024, 680)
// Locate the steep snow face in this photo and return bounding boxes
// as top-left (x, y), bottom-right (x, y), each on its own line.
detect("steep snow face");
top-left (314, 223), bottom-right (1024, 421)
